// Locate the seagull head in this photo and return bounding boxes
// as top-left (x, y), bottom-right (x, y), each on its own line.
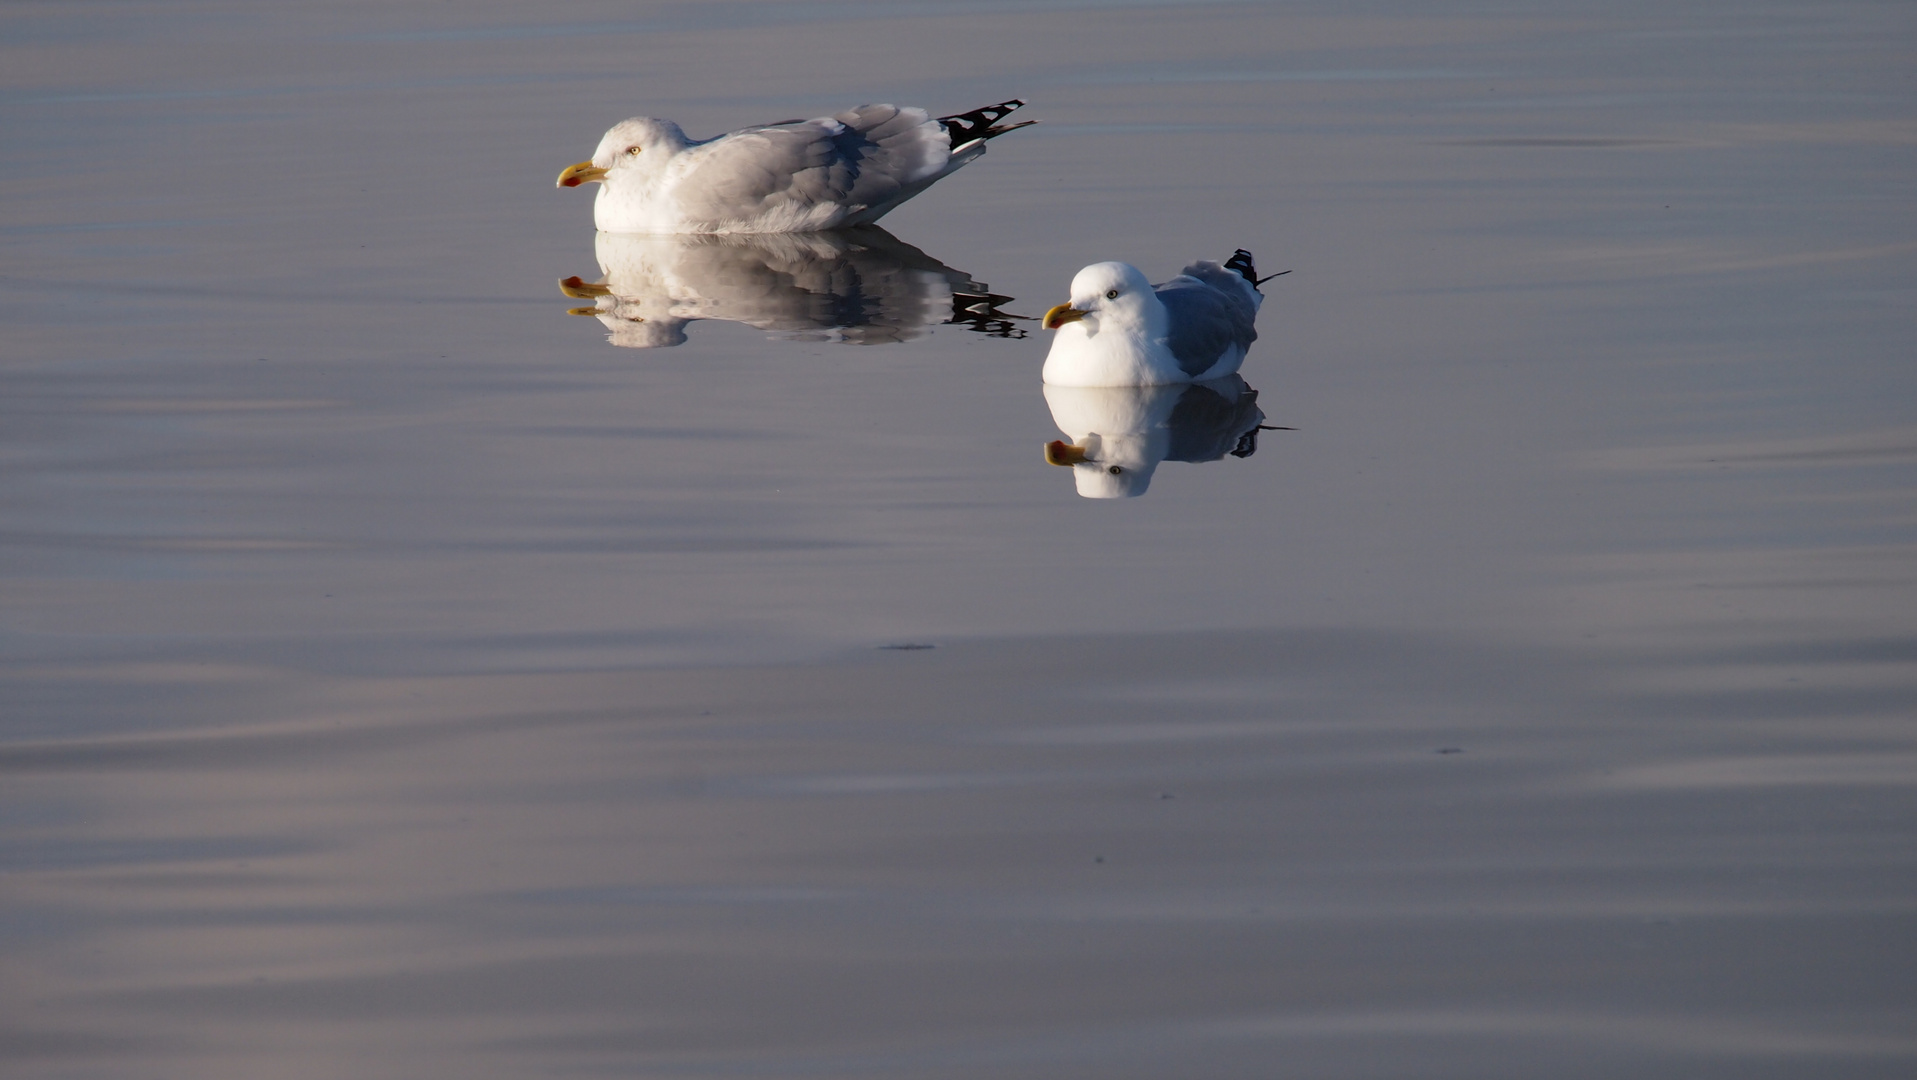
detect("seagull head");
top-left (557, 117), bottom-right (691, 188)
top-left (1040, 262), bottom-right (1160, 337)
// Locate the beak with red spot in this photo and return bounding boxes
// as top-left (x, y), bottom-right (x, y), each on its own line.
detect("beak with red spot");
top-left (1041, 302), bottom-right (1087, 330)
top-left (557, 276), bottom-right (612, 300)
top-left (556, 161), bottom-right (610, 188)
top-left (556, 276), bottom-right (634, 320)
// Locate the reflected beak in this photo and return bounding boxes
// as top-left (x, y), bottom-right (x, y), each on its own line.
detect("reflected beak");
top-left (558, 275), bottom-right (612, 299)
top-left (1044, 440), bottom-right (1089, 467)
top-left (556, 161), bottom-right (609, 188)
top-left (1041, 303), bottom-right (1087, 330)
top-left (566, 306), bottom-right (639, 321)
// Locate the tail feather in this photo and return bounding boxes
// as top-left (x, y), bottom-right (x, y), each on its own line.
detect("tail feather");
top-left (938, 99), bottom-right (1037, 149)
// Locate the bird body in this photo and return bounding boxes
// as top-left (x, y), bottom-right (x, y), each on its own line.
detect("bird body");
top-left (558, 101), bottom-right (1033, 234)
top-left (1041, 251), bottom-right (1270, 387)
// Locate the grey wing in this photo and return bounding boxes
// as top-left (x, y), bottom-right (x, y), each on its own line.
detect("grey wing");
top-left (1178, 260), bottom-right (1262, 326)
top-left (1155, 277), bottom-right (1259, 378)
top-left (824, 104), bottom-right (951, 198)
top-left (1164, 376), bottom-right (1264, 462)
top-left (674, 106), bottom-right (949, 223)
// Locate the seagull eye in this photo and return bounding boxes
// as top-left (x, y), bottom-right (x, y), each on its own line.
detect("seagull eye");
top-left (625, 145), bottom-right (643, 156)
top-left (1108, 465), bottom-right (1124, 475)
top-left (1105, 289), bottom-right (1119, 299)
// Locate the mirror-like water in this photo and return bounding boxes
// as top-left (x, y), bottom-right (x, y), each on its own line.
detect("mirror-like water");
top-left (4, 1), bottom-right (1914, 1077)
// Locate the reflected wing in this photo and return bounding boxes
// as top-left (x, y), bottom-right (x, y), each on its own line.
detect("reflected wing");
top-left (1164, 376), bottom-right (1265, 462)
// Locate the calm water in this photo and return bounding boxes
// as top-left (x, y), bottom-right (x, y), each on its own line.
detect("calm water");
top-left (4, 1), bottom-right (1915, 1076)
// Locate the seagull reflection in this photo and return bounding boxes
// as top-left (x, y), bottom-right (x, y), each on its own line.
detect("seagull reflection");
top-left (1042, 375), bottom-right (1284, 499)
top-left (559, 227), bottom-right (1027, 348)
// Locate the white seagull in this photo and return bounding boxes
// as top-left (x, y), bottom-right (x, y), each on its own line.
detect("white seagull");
top-left (1040, 250), bottom-right (1283, 387)
top-left (557, 100), bottom-right (1034, 234)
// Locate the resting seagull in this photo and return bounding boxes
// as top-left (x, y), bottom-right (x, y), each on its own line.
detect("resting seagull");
top-left (557, 100), bottom-right (1034, 234)
top-left (1041, 250), bottom-right (1284, 387)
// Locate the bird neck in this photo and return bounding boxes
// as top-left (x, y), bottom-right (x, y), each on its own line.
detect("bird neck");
top-left (1103, 297), bottom-right (1167, 342)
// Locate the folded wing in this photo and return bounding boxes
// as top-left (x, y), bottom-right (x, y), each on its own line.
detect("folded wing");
top-left (674, 105), bottom-right (951, 227)
top-left (1156, 265), bottom-right (1261, 379)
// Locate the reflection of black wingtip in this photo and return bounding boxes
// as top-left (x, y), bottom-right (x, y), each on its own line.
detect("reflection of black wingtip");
top-left (948, 291), bottom-right (1032, 339)
top-left (939, 99), bottom-right (1036, 149)
top-left (954, 290), bottom-right (1020, 313)
top-left (1229, 423), bottom-right (1295, 459)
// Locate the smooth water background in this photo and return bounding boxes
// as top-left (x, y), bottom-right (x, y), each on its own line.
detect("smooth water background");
top-left (4, 1), bottom-right (1915, 1076)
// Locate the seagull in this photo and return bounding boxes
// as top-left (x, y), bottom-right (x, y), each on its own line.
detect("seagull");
top-left (1040, 250), bottom-right (1284, 387)
top-left (556, 100), bottom-right (1034, 234)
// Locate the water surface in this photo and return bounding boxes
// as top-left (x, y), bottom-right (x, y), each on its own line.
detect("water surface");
top-left (4, 1), bottom-right (1914, 1076)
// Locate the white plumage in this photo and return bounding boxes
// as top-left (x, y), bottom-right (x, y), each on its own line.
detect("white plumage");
top-left (1040, 251), bottom-right (1274, 387)
top-left (557, 101), bottom-right (1033, 234)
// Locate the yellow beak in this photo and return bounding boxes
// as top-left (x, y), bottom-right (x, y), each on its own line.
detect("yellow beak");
top-left (1042, 302), bottom-right (1087, 330)
top-left (1044, 440), bottom-right (1090, 466)
top-left (556, 161), bottom-right (609, 188)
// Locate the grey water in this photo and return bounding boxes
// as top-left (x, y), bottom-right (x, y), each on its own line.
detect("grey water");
top-left (4, 1), bottom-right (1915, 1076)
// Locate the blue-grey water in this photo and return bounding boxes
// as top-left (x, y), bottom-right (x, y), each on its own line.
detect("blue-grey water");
top-left (4, 1), bottom-right (1914, 1076)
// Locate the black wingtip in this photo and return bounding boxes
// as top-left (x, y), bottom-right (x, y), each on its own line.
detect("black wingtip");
top-left (1224, 249), bottom-right (1259, 285)
top-left (1223, 249), bottom-right (1292, 289)
top-left (938, 99), bottom-right (1034, 149)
